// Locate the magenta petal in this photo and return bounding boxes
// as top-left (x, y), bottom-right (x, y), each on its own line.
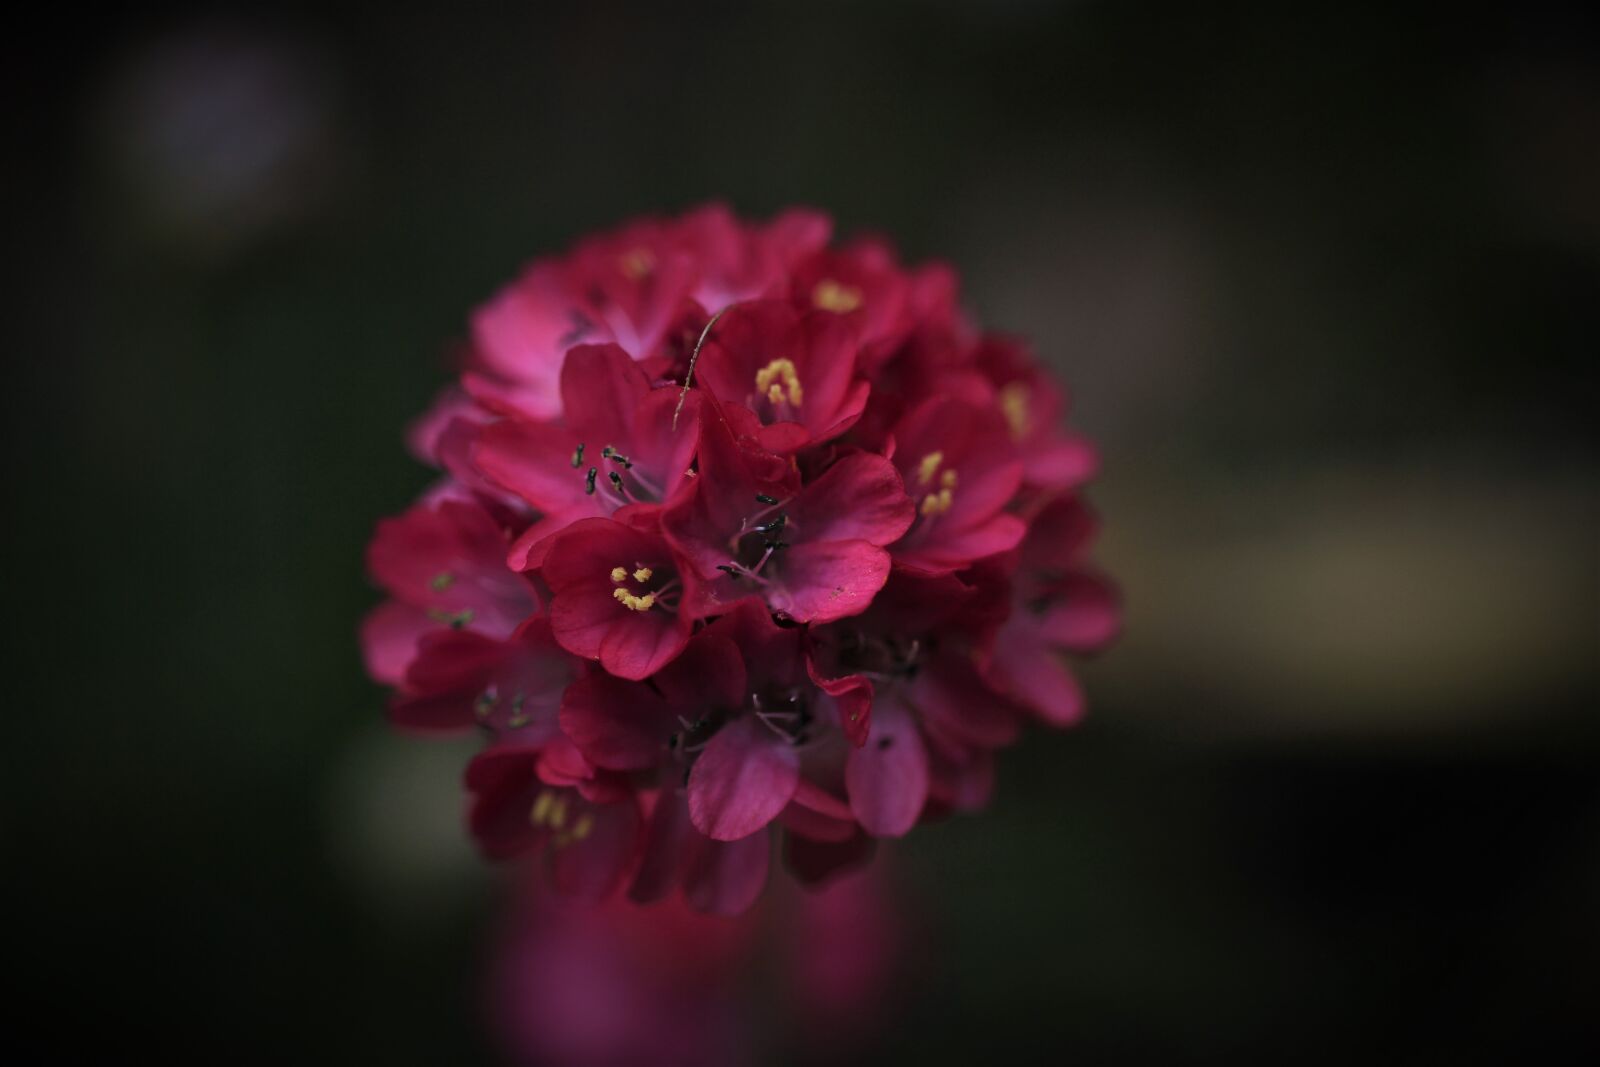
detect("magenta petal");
top-left (790, 776), bottom-right (856, 822)
top-left (771, 541), bottom-right (891, 624)
top-left (472, 419), bottom-right (594, 514)
top-left (506, 513), bottom-right (572, 571)
top-left (808, 658), bottom-right (874, 747)
top-left (546, 577), bottom-right (618, 659)
top-left (558, 343), bottom-right (650, 440)
top-left (790, 453), bottom-right (914, 546)
top-left (684, 830), bottom-right (771, 915)
top-left (535, 739), bottom-right (594, 788)
top-left (989, 636), bottom-right (1085, 727)
top-left (598, 610), bottom-right (690, 680)
top-left (809, 377), bottom-right (870, 443)
top-left (1025, 434), bottom-right (1099, 488)
top-left (558, 673), bottom-right (666, 771)
top-left (910, 661), bottom-right (1021, 755)
top-left (687, 716), bottom-right (800, 841)
top-left (897, 512), bottom-right (1027, 574)
top-left (359, 601), bottom-right (431, 686)
top-left (845, 699), bottom-right (929, 838)
top-left (1040, 573), bottom-right (1121, 652)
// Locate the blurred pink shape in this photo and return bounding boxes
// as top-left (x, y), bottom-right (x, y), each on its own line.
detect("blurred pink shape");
top-left (491, 864), bottom-right (903, 1066)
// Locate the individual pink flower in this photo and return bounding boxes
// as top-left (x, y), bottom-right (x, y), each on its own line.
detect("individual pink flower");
top-left (359, 494), bottom-right (536, 685)
top-left (886, 394), bottom-right (1028, 575)
top-left (388, 615), bottom-right (574, 736)
top-left (788, 237), bottom-right (912, 353)
top-left (972, 333), bottom-right (1099, 491)
top-left (465, 737), bottom-right (643, 898)
top-left (663, 401), bottom-right (914, 623)
top-left (539, 513), bottom-right (693, 680)
top-left (689, 300), bottom-right (869, 451)
top-left (471, 342), bottom-right (700, 568)
top-left (978, 494), bottom-right (1120, 725)
top-left (464, 225), bottom-right (699, 420)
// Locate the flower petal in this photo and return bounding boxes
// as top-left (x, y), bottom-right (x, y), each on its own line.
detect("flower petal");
top-left (687, 716), bottom-right (800, 841)
top-left (845, 698), bottom-right (929, 837)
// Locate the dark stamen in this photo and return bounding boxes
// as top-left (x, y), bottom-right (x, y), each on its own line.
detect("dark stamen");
top-left (601, 446), bottom-right (634, 469)
top-left (608, 471), bottom-right (626, 494)
top-left (584, 467), bottom-right (598, 494)
top-left (571, 443), bottom-right (585, 468)
top-left (429, 607), bottom-right (474, 629)
top-left (755, 493), bottom-right (779, 505)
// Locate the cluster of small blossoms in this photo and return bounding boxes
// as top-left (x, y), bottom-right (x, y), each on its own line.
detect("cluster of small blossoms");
top-left (362, 204), bottom-right (1118, 915)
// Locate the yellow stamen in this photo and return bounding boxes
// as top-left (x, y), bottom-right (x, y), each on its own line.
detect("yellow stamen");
top-left (999, 382), bottom-right (1031, 439)
top-left (619, 247), bottom-right (655, 280)
top-left (754, 358), bottom-right (804, 407)
top-left (551, 809), bottom-right (596, 850)
top-left (530, 790), bottom-right (555, 826)
top-left (632, 566), bottom-right (653, 582)
top-left (920, 488), bottom-right (955, 517)
top-left (547, 796), bottom-right (567, 829)
top-left (812, 278), bottom-right (863, 313)
top-left (940, 469), bottom-right (958, 489)
top-left (613, 587), bottom-right (656, 612)
top-left (610, 566), bottom-right (628, 582)
top-left (916, 451), bottom-right (945, 486)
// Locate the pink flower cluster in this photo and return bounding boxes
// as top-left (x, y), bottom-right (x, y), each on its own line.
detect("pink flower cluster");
top-left (362, 204), bottom-right (1118, 915)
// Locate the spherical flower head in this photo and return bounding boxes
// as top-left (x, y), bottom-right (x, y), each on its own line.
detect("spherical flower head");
top-left (360, 203), bottom-right (1118, 915)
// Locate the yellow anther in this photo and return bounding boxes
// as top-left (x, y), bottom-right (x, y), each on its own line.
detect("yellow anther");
top-left (632, 566), bottom-right (653, 582)
top-left (940, 469), bottom-right (958, 489)
top-left (920, 488), bottom-right (955, 517)
top-left (610, 566), bottom-right (628, 582)
top-left (754, 358), bottom-right (804, 407)
top-left (613, 587), bottom-right (656, 612)
top-left (812, 278), bottom-right (863, 313)
top-left (547, 796), bottom-right (568, 829)
top-left (570, 814), bottom-right (594, 842)
top-left (530, 790), bottom-right (555, 826)
top-left (999, 382), bottom-right (1031, 439)
top-left (915, 451), bottom-right (945, 486)
top-left (619, 247), bottom-right (655, 279)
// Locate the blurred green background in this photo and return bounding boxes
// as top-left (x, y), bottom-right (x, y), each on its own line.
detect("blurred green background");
top-left (7, 1), bottom-right (1596, 1061)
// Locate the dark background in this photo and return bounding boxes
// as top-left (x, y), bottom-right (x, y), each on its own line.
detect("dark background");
top-left (6, 2), bottom-right (1596, 1062)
